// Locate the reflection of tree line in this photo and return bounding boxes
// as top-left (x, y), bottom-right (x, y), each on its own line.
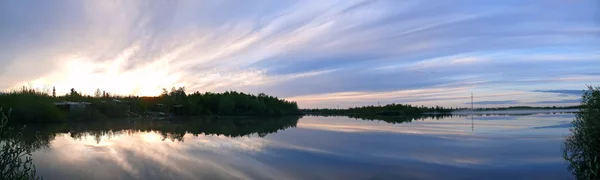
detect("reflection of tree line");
top-left (4, 116), bottom-right (301, 153)
top-left (70, 116), bottom-right (300, 143)
top-left (308, 112), bottom-right (576, 124)
top-left (0, 113), bottom-right (299, 180)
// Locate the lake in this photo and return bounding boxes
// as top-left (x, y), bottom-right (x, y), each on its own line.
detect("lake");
top-left (15, 112), bottom-right (575, 179)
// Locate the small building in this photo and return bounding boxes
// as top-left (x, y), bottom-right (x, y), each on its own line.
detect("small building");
top-left (54, 101), bottom-right (91, 112)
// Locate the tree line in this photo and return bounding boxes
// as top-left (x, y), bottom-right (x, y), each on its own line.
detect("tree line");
top-left (152, 87), bottom-right (300, 116)
top-left (0, 86), bottom-right (300, 122)
top-left (303, 103), bottom-right (454, 116)
top-left (471, 105), bottom-right (582, 111)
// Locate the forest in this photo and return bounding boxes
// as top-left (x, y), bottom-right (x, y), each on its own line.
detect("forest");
top-left (303, 103), bottom-right (454, 116)
top-left (0, 86), bottom-right (300, 122)
top-left (306, 114), bottom-right (456, 124)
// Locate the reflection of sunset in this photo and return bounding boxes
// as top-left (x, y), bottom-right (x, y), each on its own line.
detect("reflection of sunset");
top-left (43, 131), bottom-right (272, 179)
top-left (297, 115), bottom-right (571, 139)
top-left (25, 114), bottom-right (575, 179)
top-left (141, 133), bottom-right (162, 143)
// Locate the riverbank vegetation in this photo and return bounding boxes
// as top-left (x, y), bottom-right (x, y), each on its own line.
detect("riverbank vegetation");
top-left (0, 86), bottom-right (300, 122)
top-left (0, 108), bottom-right (41, 180)
top-left (564, 86), bottom-right (600, 180)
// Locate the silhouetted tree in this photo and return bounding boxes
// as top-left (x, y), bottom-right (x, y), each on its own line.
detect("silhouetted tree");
top-left (94, 88), bottom-right (102, 98)
top-left (69, 88), bottom-right (79, 97)
top-left (564, 86), bottom-right (600, 180)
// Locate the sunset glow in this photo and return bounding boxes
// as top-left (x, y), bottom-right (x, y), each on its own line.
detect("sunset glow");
top-left (1, 0), bottom-right (598, 107)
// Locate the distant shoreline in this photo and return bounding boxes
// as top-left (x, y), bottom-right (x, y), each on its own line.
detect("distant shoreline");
top-left (451, 108), bottom-right (579, 115)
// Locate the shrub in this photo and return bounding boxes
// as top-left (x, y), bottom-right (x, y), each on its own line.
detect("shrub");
top-left (0, 108), bottom-right (41, 180)
top-left (564, 86), bottom-right (600, 180)
top-left (0, 89), bottom-right (66, 122)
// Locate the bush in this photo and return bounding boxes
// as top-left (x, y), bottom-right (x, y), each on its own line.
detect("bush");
top-left (564, 86), bottom-right (600, 180)
top-left (0, 108), bottom-right (41, 180)
top-left (0, 89), bottom-right (66, 122)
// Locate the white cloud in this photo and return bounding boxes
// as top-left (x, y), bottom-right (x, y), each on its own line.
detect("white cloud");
top-left (1, 0), bottom-right (599, 107)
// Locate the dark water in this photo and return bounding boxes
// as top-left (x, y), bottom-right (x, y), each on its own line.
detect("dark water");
top-left (15, 113), bottom-right (574, 180)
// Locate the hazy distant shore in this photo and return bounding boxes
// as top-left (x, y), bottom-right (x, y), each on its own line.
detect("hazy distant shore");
top-left (451, 109), bottom-right (579, 115)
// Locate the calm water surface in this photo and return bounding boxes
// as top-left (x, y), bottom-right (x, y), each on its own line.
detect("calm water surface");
top-left (24, 113), bottom-right (574, 180)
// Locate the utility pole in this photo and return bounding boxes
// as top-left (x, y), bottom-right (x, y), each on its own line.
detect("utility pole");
top-left (471, 92), bottom-right (474, 110)
top-left (471, 92), bottom-right (474, 132)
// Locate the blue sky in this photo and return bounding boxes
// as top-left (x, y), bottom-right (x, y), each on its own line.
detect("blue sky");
top-left (1, 0), bottom-right (599, 108)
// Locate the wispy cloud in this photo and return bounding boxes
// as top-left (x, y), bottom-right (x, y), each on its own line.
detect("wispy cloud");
top-left (466, 100), bottom-right (519, 105)
top-left (1, 0), bottom-right (599, 107)
top-left (533, 99), bottom-right (581, 104)
top-left (532, 90), bottom-right (583, 97)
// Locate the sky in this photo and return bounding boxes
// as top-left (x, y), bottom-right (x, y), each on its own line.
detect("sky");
top-left (1, 0), bottom-right (599, 108)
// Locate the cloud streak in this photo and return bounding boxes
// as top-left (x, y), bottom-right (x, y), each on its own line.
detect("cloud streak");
top-left (532, 90), bottom-right (583, 97)
top-left (467, 100), bottom-right (519, 105)
top-left (533, 99), bottom-right (581, 104)
top-left (1, 0), bottom-right (599, 107)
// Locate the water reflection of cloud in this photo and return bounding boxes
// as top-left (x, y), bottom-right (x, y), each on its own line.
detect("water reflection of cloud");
top-left (31, 114), bottom-right (574, 179)
top-left (297, 116), bottom-right (557, 137)
top-left (298, 122), bottom-right (471, 135)
top-left (287, 116), bottom-right (571, 169)
top-left (473, 116), bottom-right (519, 121)
top-left (35, 131), bottom-right (282, 179)
top-left (266, 122), bottom-right (569, 179)
top-left (185, 135), bottom-right (269, 154)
